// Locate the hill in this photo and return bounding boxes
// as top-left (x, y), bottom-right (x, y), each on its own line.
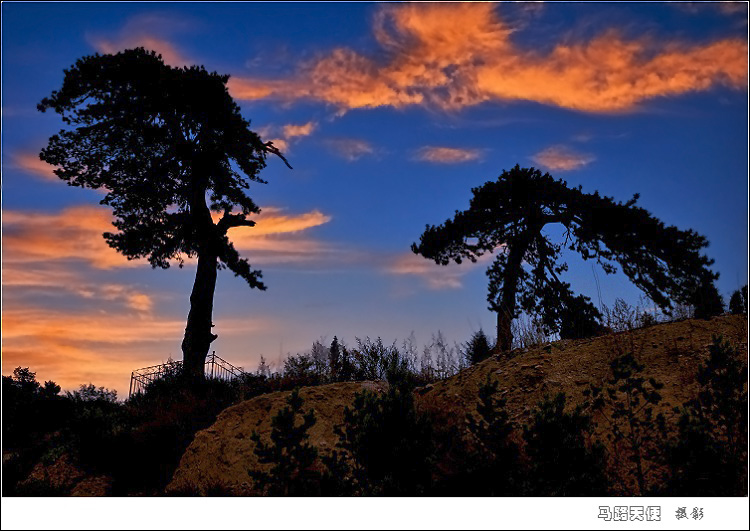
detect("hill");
top-left (166, 315), bottom-right (747, 495)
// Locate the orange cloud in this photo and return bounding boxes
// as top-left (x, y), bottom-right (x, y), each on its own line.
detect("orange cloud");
top-left (417, 146), bottom-right (482, 164)
top-left (282, 121), bottom-right (317, 139)
top-left (228, 3), bottom-right (747, 113)
top-left (1, 305), bottom-right (273, 395)
top-left (386, 252), bottom-right (494, 290)
top-left (12, 153), bottom-right (59, 181)
top-left (325, 138), bottom-right (375, 161)
top-left (531, 145), bottom-right (595, 171)
top-left (267, 138), bottom-right (290, 153)
top-left (3, 206), bottom-right (141, 269)
top-left (91, 35), bottom-right (191, 67)
top-left (4, 205), bottom-right (333, 271)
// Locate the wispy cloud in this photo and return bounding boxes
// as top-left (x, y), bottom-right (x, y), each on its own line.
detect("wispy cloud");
top-left (87, 13), bottom-right (197, 67)
top-left (325, 138), bottom-right (375, 161)
top-left (1, 305), bottom-right (274, 394)
top-left (3, 204), bottom-right (334, 271)
top-left (12, 153), bottom-right (59, 181)
top-left (3, 206), bottom-right (142, 269)
top-left (282, 121), bottom-right (317, 139)
top-left (258, 121), bottom-right (317, 156)
top-left (385, 252), bottom-right (493, 290)
top-left (92, 36), bottom-right (192, 67)
top-left (416, 146), bottom-right (483, 164)
top-left (227, 3), bottom-right (747, 114)
top-left (531, 145), bottom-right (595, 171)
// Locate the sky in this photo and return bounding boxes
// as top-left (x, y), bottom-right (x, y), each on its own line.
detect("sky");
top-left (2, 1), bottom-right (748, 398)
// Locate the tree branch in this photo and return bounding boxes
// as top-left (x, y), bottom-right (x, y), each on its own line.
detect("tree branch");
top-left (217, 212), bottom-right (256, 234)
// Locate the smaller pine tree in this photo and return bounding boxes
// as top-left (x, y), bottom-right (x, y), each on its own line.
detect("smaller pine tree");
top-left (463, 329), bottom-right (493, 365)
top-left (462, 375), bottom-right (521, 495)
top-left (690, 275), bottom-right (724, 319)
top-left (728, 284), bottom-right (748, 316)
top-left (249, 389), bottom-right (322, 495)
top-left (664, 336), bottom-right (748, 496)
top-left (522, 393), bottom-right (608, 496)
top-left (332, 382), bottom-right (434, 495)
top-left (587, 353), bottom-right (668, 495)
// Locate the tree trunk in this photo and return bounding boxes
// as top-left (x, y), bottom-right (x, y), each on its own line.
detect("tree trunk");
top-left (496, 230), bottom-right (537, 352)
top-left (182, 161), bottom-right (219, 382)
top-left (181, 247), bottom-right (219, 381)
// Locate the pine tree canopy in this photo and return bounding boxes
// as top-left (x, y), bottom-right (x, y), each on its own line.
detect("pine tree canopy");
top-left (412, 165), bottom-right (718, 348)
top-left (38, 47), bottom-right (288, 288)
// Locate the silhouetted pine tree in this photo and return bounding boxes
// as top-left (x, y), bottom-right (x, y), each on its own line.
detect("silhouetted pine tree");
top-left (663, 336), bottom-right (748, 496)
top-left (249, 389), bottom-right (322, 496)
top-left (463, 329), bottom-right (493, 365)
top-left (38, 48), bottom-right (290, 380)
top-left (462, 376), bottom-right (521, 495)
top-left (588, 353), bottom-right (667, 495)
top-left (412, 165), bottom-right (719, 351)
top-left (729, 284), bottom-right (748, 316)
top-left (522, 393), bottom-right (608, 495)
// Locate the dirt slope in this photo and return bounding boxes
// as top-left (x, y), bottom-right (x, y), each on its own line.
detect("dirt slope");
top-left (167, 315), bottom-right (747, 495)
top-left (166, 381), bottom-right (387, 495)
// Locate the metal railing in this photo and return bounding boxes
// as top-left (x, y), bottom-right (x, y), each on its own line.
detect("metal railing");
top-left (128, 352), bottom-right (245, 398)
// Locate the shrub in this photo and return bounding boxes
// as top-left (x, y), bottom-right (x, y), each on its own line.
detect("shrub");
top-left (249, 388), bottom-right (323, 496)
top-left (729, 284), bottom-right (748, 316)
top-left (588, 353), bottom-right (668, 495)
top-left (663, 336), bottom-right (748, 496)
top-left (463, 329), bottom-right (493, 366)
top-left (690, 276), bottom-right (725, 320)
top-left (110, 374), bottom-right (241, 494)
top-left (332, 382), bottom-right (434, 495)
top-left (459, 375), bottom-right (521, 495)
top-left (522, 393), bottom-right (608, 496)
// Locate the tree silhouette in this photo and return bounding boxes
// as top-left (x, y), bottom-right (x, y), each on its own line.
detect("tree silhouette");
top-left (412, 165), bottom-right (718, 351)
top-left (38, 48), bottom-right (289, 379)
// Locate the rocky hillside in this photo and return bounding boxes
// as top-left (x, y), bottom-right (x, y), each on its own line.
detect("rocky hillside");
top-left (167, 315), bottom-right (747, 495)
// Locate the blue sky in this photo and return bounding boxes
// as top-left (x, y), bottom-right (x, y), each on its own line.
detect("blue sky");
top-left (2, 2), bottom-right (748, 395)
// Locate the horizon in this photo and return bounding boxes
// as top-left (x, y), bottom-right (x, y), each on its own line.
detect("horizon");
top-left (2, 1), bottom-right (748, 397)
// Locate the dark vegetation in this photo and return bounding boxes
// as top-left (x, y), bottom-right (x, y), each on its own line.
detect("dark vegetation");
top-left (4, 297), bottom-right (746, 497)
top-left (241, 333), bottom-right (745, 496)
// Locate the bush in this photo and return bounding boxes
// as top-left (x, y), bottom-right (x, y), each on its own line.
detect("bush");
top-left (463, 329), bottom-right (493, 366)
top-left (331, 382), bottom-right (435, 495)
top-left (108, 374), bottom-right (242, 494)
top-left (663, 336), bottom-right (748, 496)
top-left (559, 294), bottom-right (605, 340)
top-left (690, 276), bottom-right (724, 320)
top-left (460, 376), bottom-right (521, 495)
top-left (249, 389), bottom-right (324, 496)
top-left (588, 353), bottom-right (667, 495)
top-left (729, 285), bottom-right (748, 316)
top-left (522, 393), bottom-right (608, 496)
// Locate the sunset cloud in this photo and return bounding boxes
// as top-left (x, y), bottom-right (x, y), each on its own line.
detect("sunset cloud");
top-left (416, 146), bottom-right (482, 164)
top-left (531, 145), bottom-right (595, 171)
top-left (3, 206), bottom-right (141, 269)
top-left (2, 262), bottom-right (153, 314)
top-left (12, 153), bottom-right (59, 181)
top-left (228, 3), bottom-right (747, 113)
top-left (3, 204), bottom-right (334, 272)
top-left (325, 138), bottom-right (375, 161)
top-left (1, 305), bottom-right (274, 394)
top-left (92, 35), bottom-right (192, 67)
top-left (282, 121), bottom-right (317, 139)
top-left (386, 252), bottom-right (493, 290)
